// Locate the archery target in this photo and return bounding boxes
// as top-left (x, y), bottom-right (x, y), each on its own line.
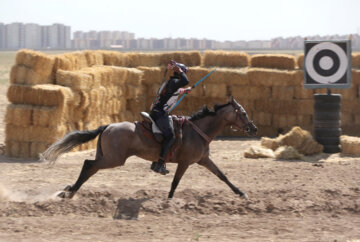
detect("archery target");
top-left (304, 40), bottom-right (351, 89)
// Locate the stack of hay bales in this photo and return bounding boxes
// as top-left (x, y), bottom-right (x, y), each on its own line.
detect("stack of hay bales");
top-left (202, 50), bottom-right (250, 67)
top-left (340, 135), bottom-right (360, 155)
top-left (248, 57), bottom-right (312, 137)
top-left (352, 52), bottom-right (360, 69)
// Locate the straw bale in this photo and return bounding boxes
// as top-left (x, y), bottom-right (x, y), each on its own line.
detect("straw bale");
top-left (124, 110), bottom-right (135, 122)
top-left (54, 52), bottom-right (88, 71)
top-left (352, 52), bottom-right (360, 68)
top-left (5, 104), bottom-right (32, 126)
top-left (341, 113), bottom-right (353, 126)
top-left (252, 112), bottom-right (272, 126)
top-left (273, 114), bottom-right (301, 128)
top-left (294, 87), bottom-right (314, 99)
top-left (248, 68), bottom-right (299, 86)
top-left (297, 54), bottom-right (304, 69)
top-left (210, 68), bottom-right (249, 85)
top-left (250, 54), bottom-right (296, 70)
top-left (250, 86), bottom-right (271, 100)
top-left (4, 141), bottom-right (31, 158)
top-left (7, 84), bottom-right (73, 107)
top-left (256, 126), bottom-right (278, 137)
top-left (127, 98), bottom-right (147, 114)
top-left (259, 99), bottom-right (313, 115)
top-left (273, 126), bottom-right (323, 155)
top-left (336, 87), bottom-right (357, 100)
top-left (272, 86), bottom-right (294, 100)
top-left (352, 70), bottom-right (360, 85)
top-left (244, 146), bottom-right (275, 158)
top-left (56, 69), bottom-right (93, 90)
top-left (10, 65), bottom-right (54, 85)
top-left (204, 83), bottom-right (227, 98)
top-left (202, 50), bottom-right (250, 67)
top-left (158, 51), bottom-right (202, 67)
top-left (6, 124), bottom-right (67, 143)
top-left (83, 50), bottom-right (104, 66)
top-left (340, 135), bottom-right (360, 155)
top-left (274, 146), bottom-right (304, 160)
top-left (102, 50), bottom-right (129, 66)
top-left (125, 85), bottom-right (144, 99)
top-left (33, 106), bottom-right (65, 127)
top-left (127, 52), bottom-right (163, 67)
top-left (30, 142), bottom-right (49, 158)
top-left (137, 66), bottom-right (164, 85)
top-left (112, 66), bottom-right (143, 86)
top-left (15, 49), bottom-right (55, 76)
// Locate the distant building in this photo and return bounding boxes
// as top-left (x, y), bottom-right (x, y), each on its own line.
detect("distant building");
top-left (0, 23), bottom-right (5, 49)
top-left (24, 23), bottom-right (41, 49)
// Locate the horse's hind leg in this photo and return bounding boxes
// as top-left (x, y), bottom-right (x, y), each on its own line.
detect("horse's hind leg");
top-left (58, 159), bottom-right (100, 199)
top-left (198, 156), bottom-right (248, 199)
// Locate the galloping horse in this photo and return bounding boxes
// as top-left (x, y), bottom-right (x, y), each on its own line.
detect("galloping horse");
top-left (41, 96), bottom-right (257, 199)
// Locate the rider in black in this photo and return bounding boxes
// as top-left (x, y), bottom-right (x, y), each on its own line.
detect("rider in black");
top-left (150, 60), bottom-right (192, 175)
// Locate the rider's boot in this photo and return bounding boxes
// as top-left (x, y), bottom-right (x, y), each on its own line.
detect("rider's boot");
top-left (150, 159), bottom-right (169, 175)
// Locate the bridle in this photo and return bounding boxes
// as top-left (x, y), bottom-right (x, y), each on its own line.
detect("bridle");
top-left (229, 102), bottom-right (254, 134)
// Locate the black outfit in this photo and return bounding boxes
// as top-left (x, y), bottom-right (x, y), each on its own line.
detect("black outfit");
top-left (150, 72), bottom-right (189, 174)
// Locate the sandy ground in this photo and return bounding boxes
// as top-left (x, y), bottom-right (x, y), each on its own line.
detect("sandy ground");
top-left (0, 84), bottom-right (360, 241)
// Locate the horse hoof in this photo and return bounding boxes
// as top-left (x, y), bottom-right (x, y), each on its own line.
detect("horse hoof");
top-left (241, 193), bottom-right (249, 200)
top-left (57, 191), bottom-right (66, 198)
top-left (57, 191), bottom-right (74, 199)
top-left (64, 185), bottom-right (72, 191)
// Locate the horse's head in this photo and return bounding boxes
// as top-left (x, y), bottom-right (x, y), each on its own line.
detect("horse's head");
top-left (224, 96), bottom-right (257, 136)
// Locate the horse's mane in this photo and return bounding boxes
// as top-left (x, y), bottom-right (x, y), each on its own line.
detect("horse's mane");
top-left (189, 102), bottom-right (231, 121)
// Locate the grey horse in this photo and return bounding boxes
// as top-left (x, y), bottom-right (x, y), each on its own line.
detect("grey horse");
top-left (41, 96), bottom-right (257, 199)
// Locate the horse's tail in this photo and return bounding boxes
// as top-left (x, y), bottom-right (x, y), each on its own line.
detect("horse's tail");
top-left (40, 125), bottom-right (108, 164)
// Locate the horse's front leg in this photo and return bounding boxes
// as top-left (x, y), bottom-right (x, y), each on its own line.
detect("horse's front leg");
top-left (168, 162), bottom-right (189, 198)
top-left (198, 156), bottom-right (248, 199)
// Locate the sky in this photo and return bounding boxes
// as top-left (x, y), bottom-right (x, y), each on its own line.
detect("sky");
top-left (0, 0), bottom-right (359, 41)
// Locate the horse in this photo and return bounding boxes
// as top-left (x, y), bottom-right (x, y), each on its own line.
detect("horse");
top-left (41, 96), bottom-right (257, 199)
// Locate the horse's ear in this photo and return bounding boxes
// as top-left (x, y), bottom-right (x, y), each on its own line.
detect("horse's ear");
top-left (229, 96), bottom-right (234, 103)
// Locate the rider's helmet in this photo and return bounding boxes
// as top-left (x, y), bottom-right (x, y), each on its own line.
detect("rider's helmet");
top-left (175, 62), bottom-right (189, 73)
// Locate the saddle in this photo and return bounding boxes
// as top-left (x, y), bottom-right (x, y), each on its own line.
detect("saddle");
top-left (139, 112), bottom-right (186, 143)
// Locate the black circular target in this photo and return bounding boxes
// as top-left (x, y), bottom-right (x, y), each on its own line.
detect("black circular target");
top-left (305, 42), bottom-right (348, 84)
top-left (313, 49), bottom-right (339, 77)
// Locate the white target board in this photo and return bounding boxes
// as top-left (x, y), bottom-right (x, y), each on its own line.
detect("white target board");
top-left (304, 40), bottom-right (351, 89)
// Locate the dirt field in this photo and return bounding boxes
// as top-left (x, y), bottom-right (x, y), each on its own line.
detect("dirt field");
top-left (0, 82), bottom-right (360, 242)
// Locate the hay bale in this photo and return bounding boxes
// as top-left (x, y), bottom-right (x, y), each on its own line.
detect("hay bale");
top-left (10, 65), bottom-right (54, 85)
top-left (297, 54), bottom-right (304, 69)
top-left (56, 69), bottom-right (93, 90)
top-left (248, 68), bottom-right (299, 86)
top-left (244, 146), bottom-right (275, 158)
top-left (202, 50), bottom-right (250, 67)
top-left (274, 146), bottom-right (304, 160)
top-left (7, 84), bottom-right (73, 106)
top-left (340, 135), bottom-right (360, 155)
top-left (5, 104), bottom-right (32, 126)
top-left (33, 106), bottom-right (65, 127)
top-left (112, 66), bottom-right (143, 86)
top-left (6, 124), bottom-right (67, 143)
top-left (250, 54), bottom-right (296, 70)
top-left (294, 86), bottom-right (314, 99)
top-left (262, 126), bottom-right (323, 155)
top-left (352, 52), bottom-right (360, 68)
top-left (204, 83), bottom-right (227, 98)
top-left (101, 50), bottom-right (129, 66)
top-left (210, 68), bottom-right (249, 85)
top-left (83, 50), bottom-right (104, 66)
top-left (272, 86), bottom-right (294, 100)
top-left (15, 49), bottom-right (55, 79)
top-left (54, 52), bottom-right (88, 71)
top-left (253, 112), bottom-right (272, 126)
top-left (137, 66), bottom-right (164, 85)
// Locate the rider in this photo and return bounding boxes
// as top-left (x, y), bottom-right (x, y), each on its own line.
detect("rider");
top-left (150, 60), bottom-right (192, 175)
